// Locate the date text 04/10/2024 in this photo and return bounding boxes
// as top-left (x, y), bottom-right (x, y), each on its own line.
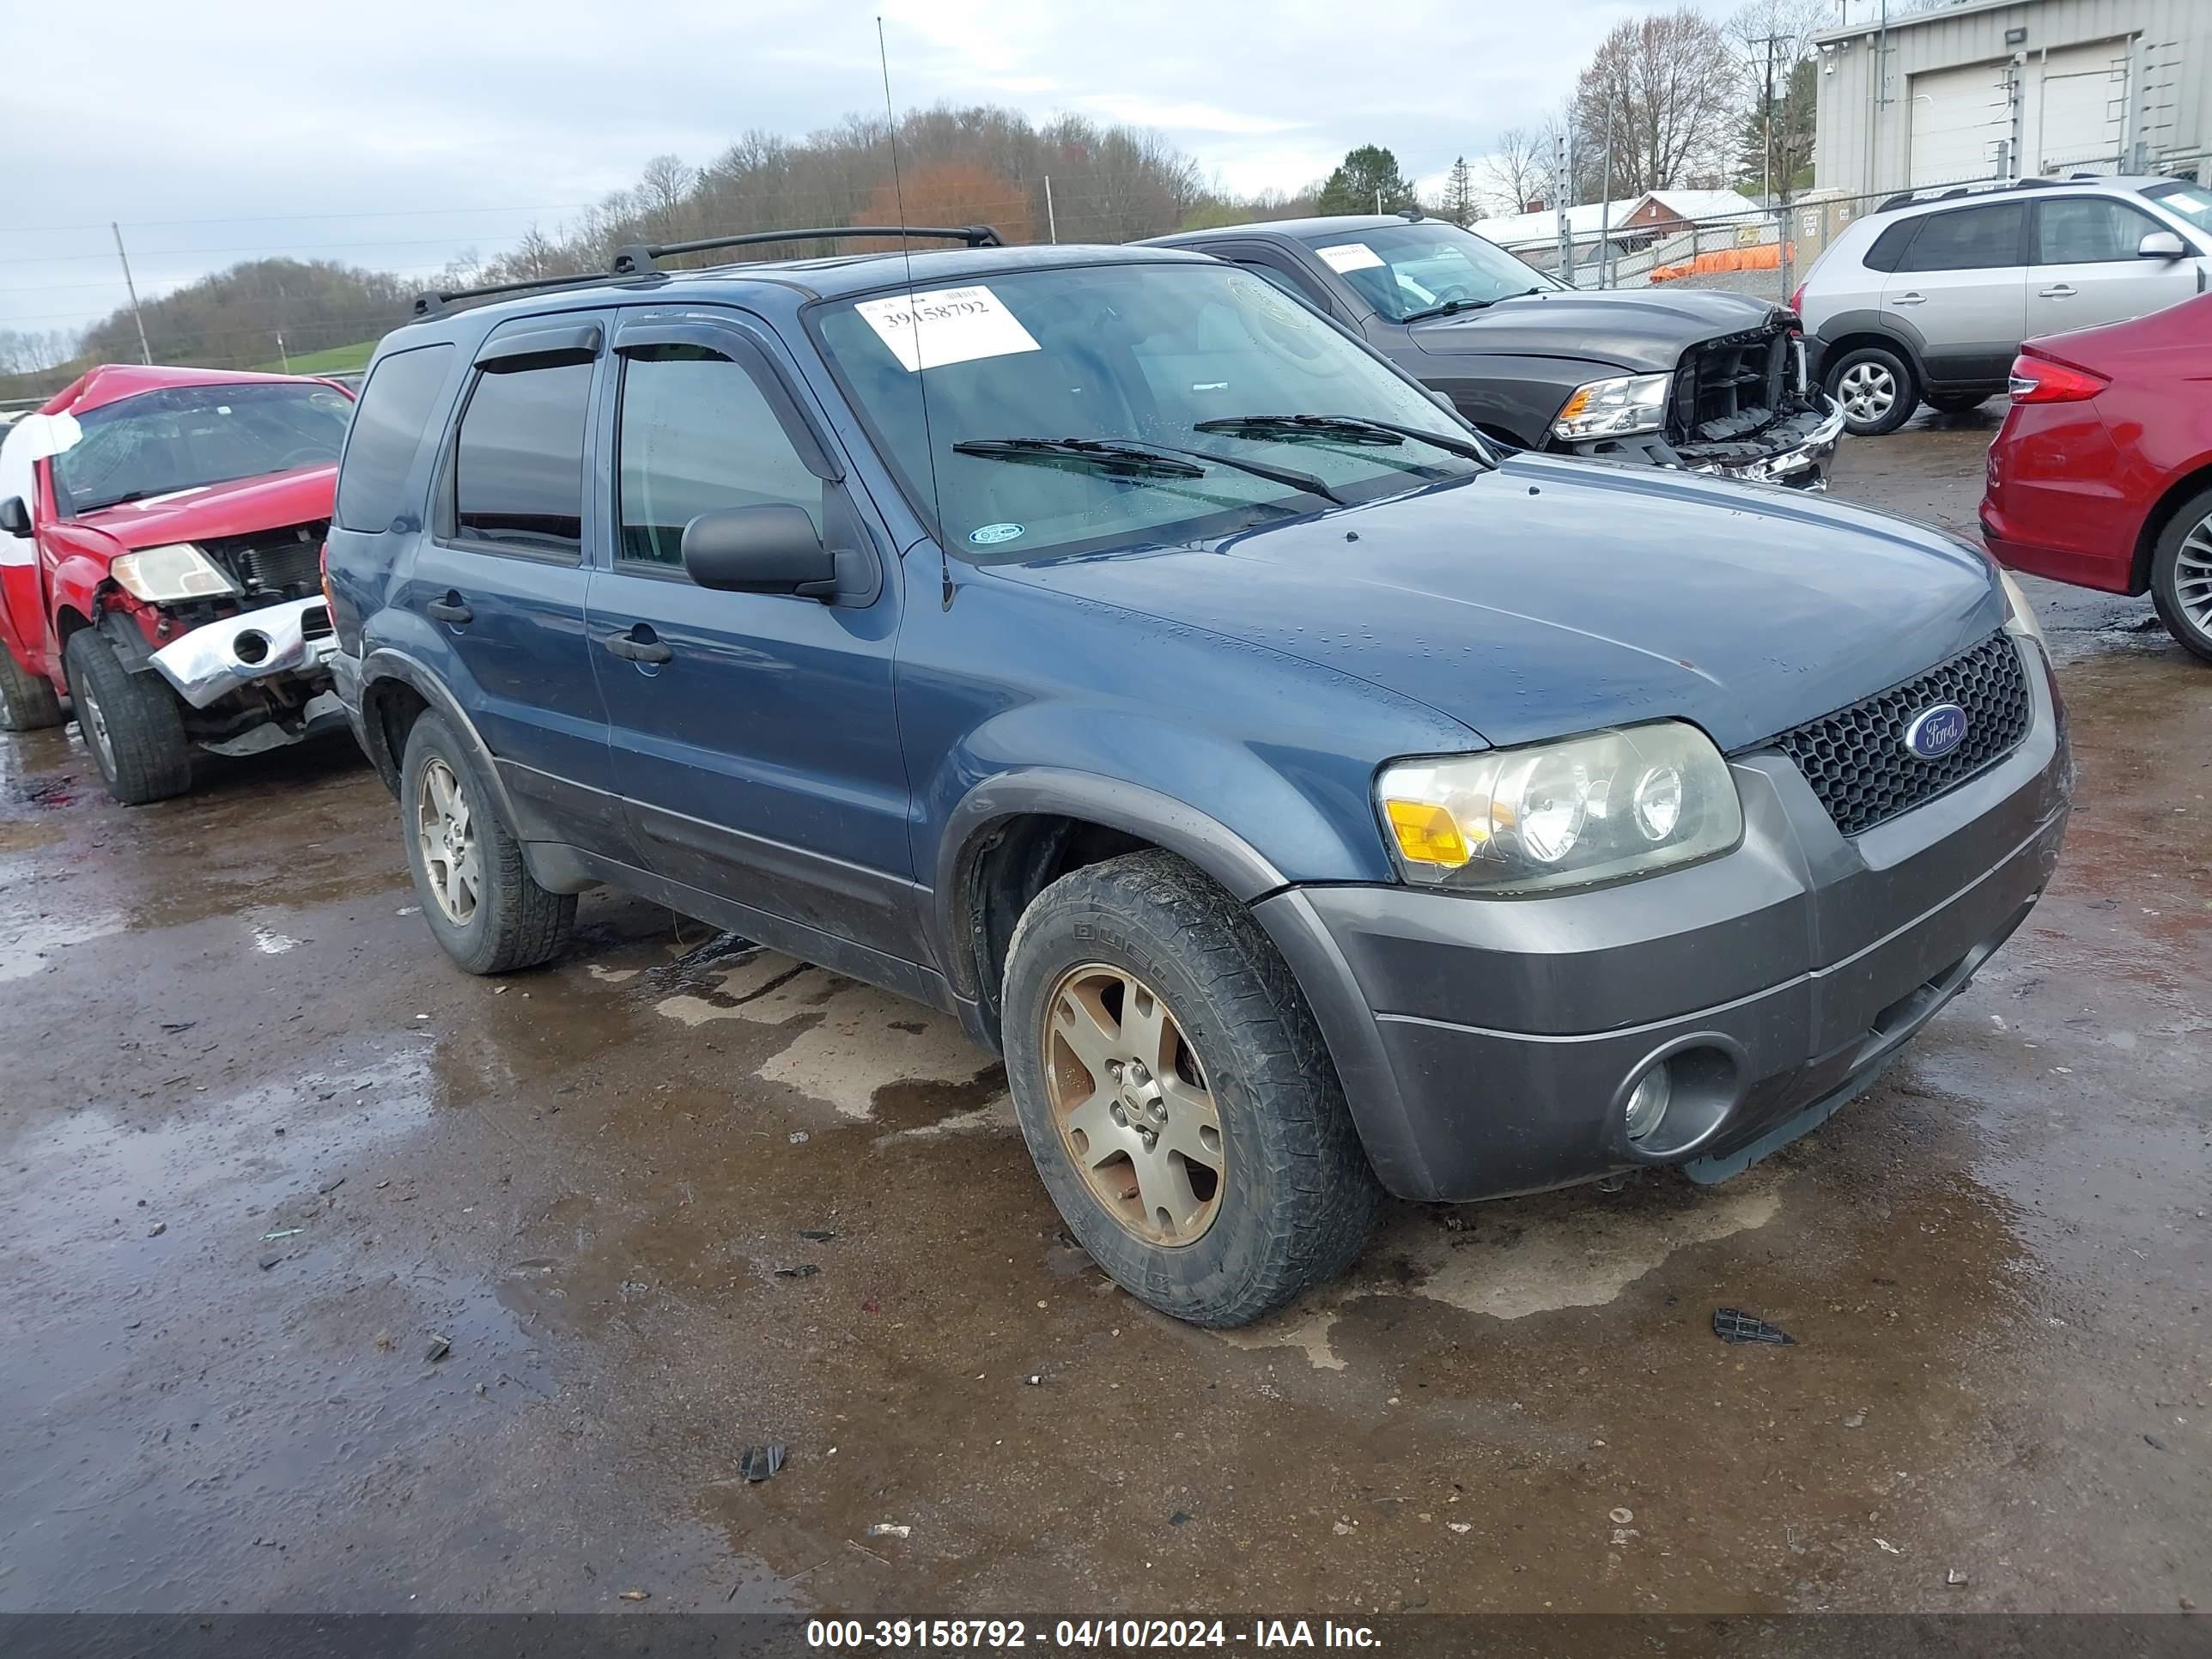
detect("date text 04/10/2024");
top-left (804, 1619), bottom-right (1382, 1650)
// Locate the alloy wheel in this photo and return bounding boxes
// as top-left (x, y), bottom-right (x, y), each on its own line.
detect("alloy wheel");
top-left (78, 682), bottom-right (116, 778)
top-left (1838, 361), bottom-right (1897, 425)
top-left (2174, 514), bottom-right (2212, 638)
top-left (416, 757), bottom-right (483, 926)
top-left (1041, 963), bottom-right (1225, 1246)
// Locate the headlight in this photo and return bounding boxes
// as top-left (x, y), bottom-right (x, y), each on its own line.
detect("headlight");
top-left (1377, 722), bottom-right (1743, 895)
top-left (1996, 567), bottom-right (2047, 653)
top-left (109, 543), bottom-right (237, 604)
top-left (1551, 372), bottom-right (1672, 441)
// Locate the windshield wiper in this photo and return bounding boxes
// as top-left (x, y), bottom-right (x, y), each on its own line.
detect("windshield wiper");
top-left (953, 436), bottom-right (1346, 506)
top-left (75, 489), bottom-right (160, 512)
top-left (1398, 297), bottom-right (1497, 323)
top-left (1194, 414), bottom-right (1493, 466)
top-left (1401, 287), bottom-right (1547, 324)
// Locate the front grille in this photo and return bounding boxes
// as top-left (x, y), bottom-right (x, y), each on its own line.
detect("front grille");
top-left (202, 520), bottom-right (328, 599)
top-left (1671, 326), bottom-right (1793, 442)
top-left (1771, 632), bottom-right (2032, 836)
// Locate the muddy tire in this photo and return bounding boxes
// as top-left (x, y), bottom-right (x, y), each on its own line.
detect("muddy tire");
top-left (1825, 343), bottom-right (1918, 437)
top-left (1001, 849), bottom-right (1381, 1327)
top-left (0, 642), bottom-right (64, 732)
top-left (2148, 486), bottom-right (2212, 665)
top-left (398, 710), bottom-right (574, 975)
top-left (64, 629), bottom-right (192, 805)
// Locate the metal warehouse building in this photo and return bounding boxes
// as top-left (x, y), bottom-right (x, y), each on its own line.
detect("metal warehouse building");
top-left (1813, 0), bottom-right (2208, 198)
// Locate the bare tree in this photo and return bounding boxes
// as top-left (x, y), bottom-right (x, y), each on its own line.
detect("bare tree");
top-left (1477, 126), bottom-right (1550, 213)
top-left (1729, 0), bottom-right (1829, 196)
top-left (1572, 8), bottom-right (1746, 195)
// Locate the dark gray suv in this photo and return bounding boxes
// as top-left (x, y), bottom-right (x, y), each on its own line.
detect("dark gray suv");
top-left (1146, 213), bottom-right (1844, 488)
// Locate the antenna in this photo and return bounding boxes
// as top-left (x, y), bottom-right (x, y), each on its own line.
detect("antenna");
top-left (878, 16), bottom-right (954, 609)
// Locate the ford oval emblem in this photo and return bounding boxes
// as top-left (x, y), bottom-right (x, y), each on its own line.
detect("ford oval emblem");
top-left (1904, 702), bottom-right (1968, 760)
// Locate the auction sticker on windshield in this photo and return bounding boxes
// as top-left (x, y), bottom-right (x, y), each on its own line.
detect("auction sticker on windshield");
top-left (854, 285), bottom-right (1042, 372)
top-left (1316, 242), bottom-right (1385, 274)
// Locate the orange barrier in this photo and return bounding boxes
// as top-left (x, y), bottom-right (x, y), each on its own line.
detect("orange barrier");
top-left (1650, 243), bottom-right (1795, 283)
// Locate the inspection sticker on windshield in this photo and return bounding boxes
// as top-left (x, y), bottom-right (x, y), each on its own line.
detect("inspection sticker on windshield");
top-left (855, 285), bottom-right (1041, 373)
top-left (1316, 242), bottom-right (1385, 274)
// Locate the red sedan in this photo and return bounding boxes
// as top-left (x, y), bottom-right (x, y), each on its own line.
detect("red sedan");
top-left (1981, 291), bottom-right (2212, 662)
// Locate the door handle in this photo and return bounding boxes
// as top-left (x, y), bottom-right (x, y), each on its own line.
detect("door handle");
top-left (605, 627), bottom-right (672, 665)
top-left (1891, 291), bottom-right (1927, 306)
top-left (425, 592), bottom-right (472, 624)
top-left (2039, 283), bottom-right (2077, 298)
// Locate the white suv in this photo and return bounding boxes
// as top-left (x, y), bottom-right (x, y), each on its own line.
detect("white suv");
top-left (1796, 176), bottom-right (2212, 435)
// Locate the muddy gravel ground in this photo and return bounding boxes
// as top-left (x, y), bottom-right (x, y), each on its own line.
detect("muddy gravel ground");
top-left (2, 411), bottom-right (2205, 1619)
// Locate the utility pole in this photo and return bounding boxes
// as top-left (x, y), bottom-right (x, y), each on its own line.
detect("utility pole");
top-left (1375, 187), bottom-right (1383, 214)
top-left (1597, 118), bottom-right (1613, 289)
top-left (111, 222), bottom-right (152, 366)
top-left (1554, 126), bottom-right (1576, 288)
top-left (276, 331), bottom-right (290, 374)
top-left (1749, 32), bottom-right (1786, 297)
top-left (1043, 175), bottom-right (1057, 243)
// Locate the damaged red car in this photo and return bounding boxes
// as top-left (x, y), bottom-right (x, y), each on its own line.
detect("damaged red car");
top-left (0, 365), bottom-right (355, 802)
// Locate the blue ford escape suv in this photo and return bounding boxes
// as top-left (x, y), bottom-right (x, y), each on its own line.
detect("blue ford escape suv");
top-left (325, 226), bottom-right (2070, 1327)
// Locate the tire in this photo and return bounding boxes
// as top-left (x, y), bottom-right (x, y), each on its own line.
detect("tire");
top-left (1001, 849), bottom-right (1382, 1327)
top-left (63, 628), bottom-right (192, 805)
top-left (398, 710), bottom-right (575, 974)
top-left (0, 641), bottom-right (64, 732)
top-left (2148, 486), bottom-right (2212, 665)
top-left (1825, 344), bottom-right (1918, 436)
top-left (1923, 391), bottom-right (1988, 415)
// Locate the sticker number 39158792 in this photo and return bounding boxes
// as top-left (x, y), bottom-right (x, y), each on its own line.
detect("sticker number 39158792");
top-left (854, 285), bottom-right (1042, 372)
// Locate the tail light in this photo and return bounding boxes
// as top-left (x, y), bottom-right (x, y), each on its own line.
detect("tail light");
top-left (2007, 352), bottom-right (2107, 404)
top-left (1787, 283), bottom-right (1805, 315)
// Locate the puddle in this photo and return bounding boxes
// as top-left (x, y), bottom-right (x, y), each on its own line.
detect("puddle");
top-left (1222, 1170), bottom-right (1786, 1370)
top-left (648, 949), bottom-right (1001, 1118)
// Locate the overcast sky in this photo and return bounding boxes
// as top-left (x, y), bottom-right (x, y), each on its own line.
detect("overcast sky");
top-left (3, 0), bottom-right (1761, 343)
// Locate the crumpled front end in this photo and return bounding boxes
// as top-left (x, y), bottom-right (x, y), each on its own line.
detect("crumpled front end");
top-left (106, 516), bottom-right (348, 756)
top-left (1575, 322), bottom-right (1844, 490)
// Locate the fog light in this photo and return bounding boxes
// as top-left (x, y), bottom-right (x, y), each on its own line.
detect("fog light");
top-left (1624, 1063), bottom-right (1673, 1143)
top-left (234, 630), bottom-right (270, 665)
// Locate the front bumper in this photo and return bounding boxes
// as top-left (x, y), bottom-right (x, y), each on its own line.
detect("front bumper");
top-left (1255, 636), bottom-right (2070, 1203)
top-left (149, 597), bottom-right (337, 709)
top-left (1575, 397), bottom-right (1845, 492)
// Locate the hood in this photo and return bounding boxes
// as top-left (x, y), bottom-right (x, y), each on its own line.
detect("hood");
top-left (981, 456), bottom-right (2003, 754)
top-left (75, 465), bottom-right (337, 552)
top-left (1409, 289), bottom-right (1788, 374)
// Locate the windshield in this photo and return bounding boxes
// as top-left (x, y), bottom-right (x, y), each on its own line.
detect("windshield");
top-left (1299, 222), bottom-right (1561, 322)
top-left (2142, 181), bottom-right (2212, 237)
top-left (51, 382), bottom-right (354, 514)
top-left (813, 262), bottom-right (1487, 560)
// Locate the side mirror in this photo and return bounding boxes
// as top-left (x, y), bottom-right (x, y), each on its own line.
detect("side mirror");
top-left (1425, 386), bottom-right (1459, 416)
top-left (2138, 230), bottom-right (2188, 260)
top-left (0, 496), bottom-right (29, 538)
top-left (680, 503), bottom-right (837, 598)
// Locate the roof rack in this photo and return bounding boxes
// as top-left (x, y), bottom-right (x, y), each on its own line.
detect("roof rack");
top-left (410, 222), bottom-right (1006, 319)
top-left (611, 223), bottom-right (1003, 276)
top-left (1872, 176), bottom-right (2095, 213)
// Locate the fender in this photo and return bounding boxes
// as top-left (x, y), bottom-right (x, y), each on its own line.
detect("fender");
top-left (1808, 307), bottom-right (1926, 379)
top-left (358, 645), bottom-right (529, 833)
top-left (46, 550), bottom-right (117, 634)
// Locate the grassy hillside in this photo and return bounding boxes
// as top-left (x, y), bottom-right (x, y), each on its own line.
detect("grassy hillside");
top-left (255, 339), bottom-right (375, 375)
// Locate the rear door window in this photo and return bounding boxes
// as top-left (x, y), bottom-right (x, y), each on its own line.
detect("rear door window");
top-left (1895, 204), bottom-right (2026, 271)
top-left (335, 343), bottom-right (453, 532)
top-left (451, 359), bottom-right (594, 558)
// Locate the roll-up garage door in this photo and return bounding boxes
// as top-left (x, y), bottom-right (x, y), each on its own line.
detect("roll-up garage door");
top-left (1910, 60), bottom-right (2013, 187)
top-left (2033, 40), bottom-right (2131, 173)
